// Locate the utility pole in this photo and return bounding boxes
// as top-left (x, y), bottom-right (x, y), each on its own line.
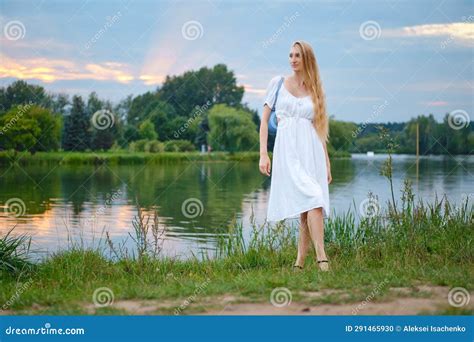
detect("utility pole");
top-left (416, 122), bottom-right (419, 192)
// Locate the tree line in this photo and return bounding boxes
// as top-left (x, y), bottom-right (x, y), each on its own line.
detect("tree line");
top-left (0, 63), bottom-right (472, 155)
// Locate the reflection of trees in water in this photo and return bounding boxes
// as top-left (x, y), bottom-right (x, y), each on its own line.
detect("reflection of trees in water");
top-left (0, 164), bottom-right (124, 217)
top-left (0, 162), bottom-right (266, 237)
top-left (128, 161), bottom-right (265, 236)
top-left (1, 156), bottom-right (469, 238)
top-left (0, 164), bottom-right (62, 216)
top-left (60, 165), bottom-right (124, 216)
top-left (397, 156), bottom-right (471, 190)
top-left (329, 158), bottom-right (356, 190)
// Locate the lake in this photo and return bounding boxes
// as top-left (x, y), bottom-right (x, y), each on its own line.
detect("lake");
top-left (0, 154), bottom-right (472, 260)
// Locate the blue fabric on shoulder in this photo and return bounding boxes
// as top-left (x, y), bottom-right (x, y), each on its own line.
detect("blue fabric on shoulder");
top-left (268, 76), bottom-right (284, 135)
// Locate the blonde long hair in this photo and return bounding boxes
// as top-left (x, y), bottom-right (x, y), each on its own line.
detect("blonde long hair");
top-left (292, 40), bottom-right (329, 143)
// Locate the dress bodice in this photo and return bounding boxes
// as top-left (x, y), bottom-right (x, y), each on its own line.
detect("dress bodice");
top-left (263, 75), bottom-right (315, 123)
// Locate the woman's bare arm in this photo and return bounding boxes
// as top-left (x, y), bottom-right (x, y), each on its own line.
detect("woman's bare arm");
top-left (259, 105), bottom-right (272, 176)
top-left (260, 105), bottom-right (271, 155)
top-left (322, 140), bottom-right (330, 167)
top-left (322, 140), bottom-right (332, 183)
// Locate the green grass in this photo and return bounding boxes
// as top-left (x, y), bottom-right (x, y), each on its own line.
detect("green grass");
top-left (0, 226), bottom-right (33, 275)
top-left (0, 149), bottom-right (351, 166)
top-left (0, 181), bottom-right (472, 315)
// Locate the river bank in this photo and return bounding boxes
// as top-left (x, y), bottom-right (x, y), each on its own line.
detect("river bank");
top-left (1, 183), bottom-right (472, 316)
top-left (0, 150), bottom-right (352, 166)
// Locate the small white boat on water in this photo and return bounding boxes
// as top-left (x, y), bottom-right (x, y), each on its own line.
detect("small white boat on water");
top-left (367, 151), bottom-right (375, 157)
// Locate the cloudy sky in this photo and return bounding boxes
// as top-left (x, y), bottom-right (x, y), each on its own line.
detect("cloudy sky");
top-left (0, 0), bottom-right (472, 123)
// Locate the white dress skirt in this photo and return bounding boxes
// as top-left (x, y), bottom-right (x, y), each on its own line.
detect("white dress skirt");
top-left (265, 75), bottom-right (330, 222)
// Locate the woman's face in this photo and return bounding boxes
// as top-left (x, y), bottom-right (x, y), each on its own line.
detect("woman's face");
top-left (289, 45), bottom-right (303, 71)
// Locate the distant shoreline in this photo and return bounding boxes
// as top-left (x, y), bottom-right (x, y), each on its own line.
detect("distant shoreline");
top-left (0, 150), bottom-right (352, 166)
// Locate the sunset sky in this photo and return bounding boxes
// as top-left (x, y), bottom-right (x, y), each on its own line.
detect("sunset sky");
top-left (0, 0), bottom-right (472, 122)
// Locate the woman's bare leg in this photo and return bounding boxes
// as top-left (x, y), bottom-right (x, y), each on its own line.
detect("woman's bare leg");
top-left (307, 207), bottom-right (328, 269)
top-left (294, 212), bottom-right (311, 268)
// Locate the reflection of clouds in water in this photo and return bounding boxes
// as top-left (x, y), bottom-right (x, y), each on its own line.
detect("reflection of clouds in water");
top-left (0, 201), bottom-right (215, 262)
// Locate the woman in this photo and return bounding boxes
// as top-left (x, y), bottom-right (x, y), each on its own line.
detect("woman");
top-left (259, 40), bottom-right (332, 272)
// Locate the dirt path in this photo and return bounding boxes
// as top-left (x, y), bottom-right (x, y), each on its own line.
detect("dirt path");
top-left (2, 285), bottom-right (471, 315)
top-left (88, 285), bottom-right (474, 315)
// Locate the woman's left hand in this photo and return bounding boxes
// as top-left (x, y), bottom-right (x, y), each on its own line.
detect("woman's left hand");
top-left (327, 168), bottom-right (332, 184)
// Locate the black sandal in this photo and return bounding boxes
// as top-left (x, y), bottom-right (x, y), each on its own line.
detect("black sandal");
top-left (293, 265), bottom-right (303, 270)
top-left (317, 260), bottom-right (329, 271)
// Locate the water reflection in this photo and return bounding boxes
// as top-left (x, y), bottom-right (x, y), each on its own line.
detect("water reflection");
top-left (0, 154), bottom-right (472, 260)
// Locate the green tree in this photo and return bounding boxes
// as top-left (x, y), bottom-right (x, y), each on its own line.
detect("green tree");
top-left (442, 113), bottom-right (472, 154)
top-left (147, 101), bottom-right (178, 140)
top-left (402, 114), bottom-right (440, 154)
top-left (207, 104), bottom-right (259, 152)
top-left (127, 92), bottom-right (159, 125)
top-left (62, 95), bottom-right (90, 151)
top-left (48, 93), bottom-right (70, 115)
top-left (87, 92), bottom-right (117, 150)
top-left (122, 64), bottom-right (244, 147)
top-left (139, 119), bottom-right (158, 140)
top-left (0, 104), bottom-right (61, 152)
top-left (121, 125), bottom-right (140, 146)
top-left (328, 119), bottom-right (357, 152)
top-left (114, 94), bottom-right (133, 122)
top-left (0, 80), bottom-right (50, 112)
top-left (157, 64), bottom-right (244, 117)
top-left (353, 134), bottom-right (386, 153)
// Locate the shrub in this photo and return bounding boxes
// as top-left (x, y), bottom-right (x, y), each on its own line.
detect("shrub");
top-left (128, 139), bottom-right (148, 152)
top-left (128, 139), bottom-right (164, 153)
top-left (163, 139), bottom-right (196, 152)
top-left (146, 140), bottom-right (164, 153)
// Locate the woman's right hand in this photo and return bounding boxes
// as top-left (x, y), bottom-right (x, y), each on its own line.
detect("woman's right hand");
top-left (259, 154), bottom-right (271, 176)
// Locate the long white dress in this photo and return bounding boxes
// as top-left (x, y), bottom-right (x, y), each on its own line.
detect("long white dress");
top-left (265, 75), bottom-right (330, 222)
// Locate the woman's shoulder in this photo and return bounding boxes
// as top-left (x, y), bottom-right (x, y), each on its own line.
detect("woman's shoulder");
top-left (267, 74), bottom-right (284, 88)
top-left (270, 74), bottom-right (285, 82)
